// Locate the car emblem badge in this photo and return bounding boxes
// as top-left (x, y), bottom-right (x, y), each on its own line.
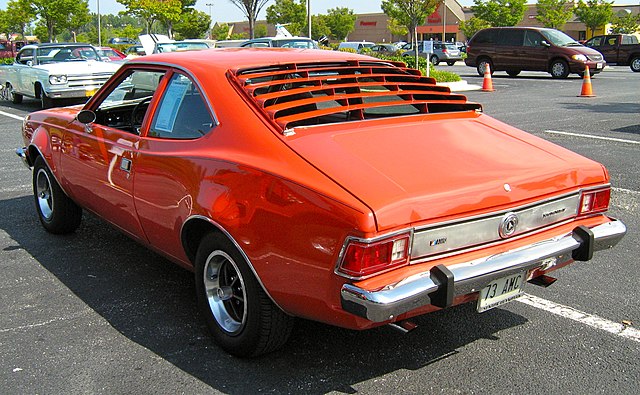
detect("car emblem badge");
top-left (499, 212), bottom-right (519, 238)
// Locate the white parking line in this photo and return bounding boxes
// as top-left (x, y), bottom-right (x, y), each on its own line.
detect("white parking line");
top-left (0, 110), bottom-right (24, 121)
top-left (544, 130), bottom-right (640, 145)
top-left (517, 293), bottom-right (640, 343)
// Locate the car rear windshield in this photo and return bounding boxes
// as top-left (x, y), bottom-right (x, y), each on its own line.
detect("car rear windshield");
top-left (230, 60), bottom-right (481, 132)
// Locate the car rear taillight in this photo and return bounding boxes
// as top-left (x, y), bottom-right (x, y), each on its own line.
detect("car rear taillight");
top-left (337, 233), bottom-right (410, 278)
top-left (578, 187), bottom-right (610, 216)
top-left (442, 48), bottom-right (448, 53)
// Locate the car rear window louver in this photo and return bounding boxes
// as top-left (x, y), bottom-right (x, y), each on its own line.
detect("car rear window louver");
top-left (229, 60), bottom-right (481, 134)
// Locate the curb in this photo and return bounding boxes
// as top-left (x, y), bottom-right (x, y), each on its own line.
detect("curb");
top-left (437, 80), bottom-right (482, 92)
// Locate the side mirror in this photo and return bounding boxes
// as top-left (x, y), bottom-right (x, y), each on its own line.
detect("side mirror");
top-left (77, 109), bottom-right (96, 124)
top-left (541, 40), bottom-right (551, 48)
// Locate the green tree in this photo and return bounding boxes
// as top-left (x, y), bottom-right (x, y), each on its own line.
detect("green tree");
top-left (324, 7), bottom-right (357, 41)
top-left (228, 0), bottom-right (270, 39)
top-left (459, 16), bottom-right (491, 39)
top-left (211, 23), bottom-right (233, 40)
top-left (535, 0), bottom-right (574, 29)
top-left (381, 0), bottom-right (440, 46)
top-left (174, 9), bottom-right (211, 39)
top-left (5, 0), bottom-right (36, 39)
top-left (609, 10), bottom-right (640, 34)
top-left (32, 0), bottom-right (91, 42)
top-left (306, 14), bottom-right (331, 41)
top-left (118, 0), bottom-right (182, 36)
top-left (387, 17), bottom-right (408, 39)
top-left (575, 0), bottom-right (614, 38)
top-left (266, 0), bottom-right (306, 36)
top-left (254, 24), bottom-right (268, 38)
top-left (471, 0), bottom-right (527, 27)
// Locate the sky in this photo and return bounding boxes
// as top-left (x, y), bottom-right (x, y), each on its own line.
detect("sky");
top-left (0, 0), bottom-right (636, 24)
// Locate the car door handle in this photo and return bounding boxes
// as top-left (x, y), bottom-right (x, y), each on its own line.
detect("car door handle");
top-left (120, 157), bottom-right (132, 172)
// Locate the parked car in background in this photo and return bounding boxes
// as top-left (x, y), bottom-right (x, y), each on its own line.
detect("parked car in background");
top-left (240, 37), bottom-right (318, 49)
top-left (212, 39), bottom-right (247, 48)
top-left (124, 45), bottom-right (146, 58)
top-left (155, 40), bottom-right (216, 53)
top-left (108, 37), bottom-right (138, 45)
top-left (583, 34), bottom-right (640, 72)
top-left (369, 43), bottom-right (399, 55)
top-left (0, 40), bottom-right (32, 59)
top-left (402, 41), bottom-right (463, 66)
top-left (455, 41), bottom-right (467, 53)
top-left (465, 27), bottom-right (605, 78)
top-left (16, 48), bottom-right (626, 357)
top-left (337, 41), bottom-right (375, 52)
top-left (0, 43), bottom-right (121, 108)
top-left (95, 46), bottom-right (126, 61)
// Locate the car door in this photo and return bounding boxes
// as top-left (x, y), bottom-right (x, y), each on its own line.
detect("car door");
top-left (497, 29), bottom-right (525, 70)
top-left (132, 70), bottom-right (216, 261)
top-left (599, 35), bottom-right (619, 63)
top-left (59, 68), bottom-right (168, 241)
top-left (521, 30), bottom-right (548, 71)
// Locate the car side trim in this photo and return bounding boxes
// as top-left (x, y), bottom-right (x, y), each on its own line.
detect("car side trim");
top-left (341, 219), bottom-right (626, 323)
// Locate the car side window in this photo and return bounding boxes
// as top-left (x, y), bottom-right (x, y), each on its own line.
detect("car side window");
top-left (604, 36), bottom-right (617, 46)
top-left (148, 73), bottom-right (214, 139)
top-left (588, 37), bottom-right (603, 47)
top-left (501, 30), bottom-right (525, 46)
top-left (524, 31), bottom-right (543, 47)
top-left (474, 29), bottom-right (498, 45)
top-left (93, 69), bottom-right (166, 134)
top-left (16, 48), bottom-right (33, 64)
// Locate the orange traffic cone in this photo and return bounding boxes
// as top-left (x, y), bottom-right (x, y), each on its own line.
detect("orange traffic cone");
top-left (579, 66), bottom-right (595, 97)
top-left (482, 63), bottom-right (494, 92)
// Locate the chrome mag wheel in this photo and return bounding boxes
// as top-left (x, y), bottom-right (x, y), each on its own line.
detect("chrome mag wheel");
top-left (203, 250), bottom-right (247, 334)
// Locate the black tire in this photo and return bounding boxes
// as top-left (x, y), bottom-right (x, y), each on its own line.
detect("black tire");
top-left (550, 60), bottom-right (570, 79)
top-left (476, 58), bottom-right (493, 77)
top-left (40, 91), bottom-right (53, 109)
top-left (630, 56), bottom-right (640, 72)
top-left (446, 61), bottom-right (456, 66)
top-left (32, 156), bottom-right (82, 234)
top-left (430, 55), bottom-right (439, 65)
top-left (7, 83), bottom-right (22, 104)
top-left (195, 232), bottom-right (294, 357)
top-left (506, 69), bottom-right (521, 77)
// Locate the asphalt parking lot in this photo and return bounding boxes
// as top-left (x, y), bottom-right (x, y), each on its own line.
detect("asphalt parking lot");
top-left (0, 64), bottom-right (638, 394)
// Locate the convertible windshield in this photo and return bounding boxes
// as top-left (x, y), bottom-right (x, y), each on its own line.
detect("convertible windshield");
top-left (542, 30), bottom-right (581, 47)
top-left (37, 46), bottom-right (101, 64)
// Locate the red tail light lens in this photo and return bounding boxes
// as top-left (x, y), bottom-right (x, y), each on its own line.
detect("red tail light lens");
top-left (579, 187), bottom-right (610, 215)
top-left (338, 234), bottom-right (410, 278)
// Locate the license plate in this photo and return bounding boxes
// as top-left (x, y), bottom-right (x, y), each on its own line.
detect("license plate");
top-left (86, 89), bottom-right (97, 97)
top-left (477, 272), bottom-right (525, 312)
top-left (596, 63), bottom-right (603, 69)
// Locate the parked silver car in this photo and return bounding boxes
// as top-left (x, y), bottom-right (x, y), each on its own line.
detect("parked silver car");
top-left (402, 41), bottom-right (463, 66)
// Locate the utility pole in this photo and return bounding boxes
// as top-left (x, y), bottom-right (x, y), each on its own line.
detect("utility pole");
top-left (97, 0), bottom-right (101, 46)
top-left (307, 0), bottom-right (312, 38)
top-left (207, 3), bottom-right (214, 39)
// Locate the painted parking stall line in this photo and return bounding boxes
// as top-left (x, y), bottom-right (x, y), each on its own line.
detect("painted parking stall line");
top-left (517, 293), bottom-right (640, 343)
top-left (0, 110), bottom-right (24, 121)
top-left (544, 130), bottom-right (640, 145)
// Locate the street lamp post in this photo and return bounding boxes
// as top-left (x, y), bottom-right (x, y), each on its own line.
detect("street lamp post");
top-left (97, 0), bottom-right (101, 46)
top-left (307, 0), bottom-right (311, 38)
top-left (206, 3), bottom-right (214, 39)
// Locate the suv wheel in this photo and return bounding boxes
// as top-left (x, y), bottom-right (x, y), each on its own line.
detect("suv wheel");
top-left (476, 59), bottom-right (493, 77)
top-left (630, 56), bottom-right (640, 72)
top-left (506, 69), bottom-right (520, 77)
top-left (430, 55), bottom-right (440, 65)
top-left (446, 61), bottom-right (456, 66)
top-left (550, 60), bottom-right (570, 79)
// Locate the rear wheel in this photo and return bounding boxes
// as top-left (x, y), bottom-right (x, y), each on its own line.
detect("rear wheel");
top-left (476, 58), bottom-right (493, 76)
top-left (630, 56), bottom-right (640, 72)
top-left (550, 60), bottom-right (570, 79)
top-left (32, 156), bottom-right (82, 234)
top-left (195, 232), bottom-right (294, 357)
top-left (430, 55), bottom-right (440, 65)
top-left (446, 61), bottom-right (456, 66)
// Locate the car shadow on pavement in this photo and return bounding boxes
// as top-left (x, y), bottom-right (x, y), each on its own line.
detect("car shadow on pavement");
top-left (1, 195), bottom-right (528, 394)
top-left (560, 101), bottom-right (640, 116)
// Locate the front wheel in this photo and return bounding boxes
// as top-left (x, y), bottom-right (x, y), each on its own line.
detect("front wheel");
top-left (506, 69), bottom-right (521, 77)
top-left (446, 61), bottom-right (456, 66)
top-left (7, 83), bottom-right (22, 104)
top-left (195, 232), bottom-right (294, 357)
top-left (32, 156), bottom-right (82, 234)
top-left (550, 60), bottom-right (570, 79)
top-left (630, 56), bottom-right (640, 72)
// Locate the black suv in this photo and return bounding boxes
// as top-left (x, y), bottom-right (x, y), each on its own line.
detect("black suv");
top-left (465, 27), bottom-right (605, 78)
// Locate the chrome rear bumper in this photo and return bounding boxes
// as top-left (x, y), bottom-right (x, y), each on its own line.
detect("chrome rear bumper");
top-left (341, 220), bottom-right (626, 322)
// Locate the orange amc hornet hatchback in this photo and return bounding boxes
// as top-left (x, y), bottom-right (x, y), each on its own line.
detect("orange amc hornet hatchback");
top-left (17, 48), bottom-right (625, 356)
